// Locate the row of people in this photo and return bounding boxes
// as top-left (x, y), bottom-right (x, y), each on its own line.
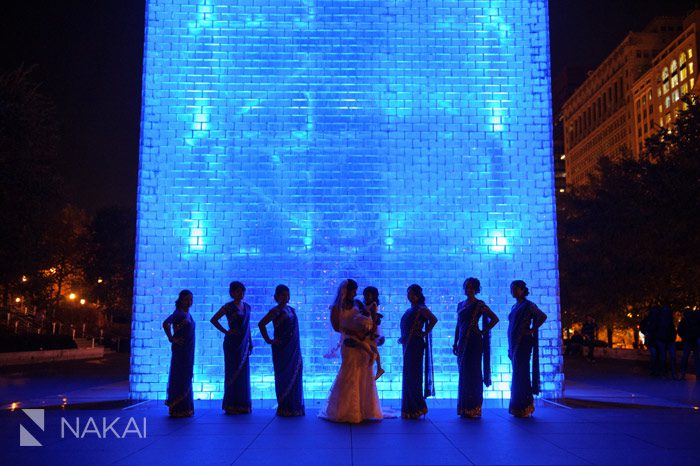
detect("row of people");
top-left (162, 279), bottom-right (547, 420)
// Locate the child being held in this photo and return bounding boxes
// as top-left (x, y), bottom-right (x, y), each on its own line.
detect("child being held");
top-left (362, 286), bottom-right (385, 380)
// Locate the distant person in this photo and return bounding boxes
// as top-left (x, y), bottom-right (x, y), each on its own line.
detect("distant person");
top-left (655, 305), bottom-right (678, 380)
top-left (692, 309), bottom-right (700, 378)
top-left (210, 281), bottom-right (253, 414)
top-left (678, 308), bottom-right (698, 380)
top-left (507, 280), bottom-right (547, 418)
top-left (453, 277), bottom-right (499, 418)
top-left (162, 290), bottom-right (195, 417)
top-left (581, 315), bottom-right (598, 362)
top-left (565, 331), bottom-right (584, 356)
top-left (400, 284), bottom-right (438, 419)
top-left (258, 285), bottom-right (305, 416)
top-left (640, 307), bottom-right (660, 375)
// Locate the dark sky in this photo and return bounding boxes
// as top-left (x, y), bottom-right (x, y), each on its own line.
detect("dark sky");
top-left (1, 0), bottom-right (697, 213)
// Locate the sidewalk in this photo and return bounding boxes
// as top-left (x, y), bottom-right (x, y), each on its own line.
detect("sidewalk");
top-left (2, 355), bottom-right (699, 465)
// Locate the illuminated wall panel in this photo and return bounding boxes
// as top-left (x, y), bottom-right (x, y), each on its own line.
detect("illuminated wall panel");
top-left (132, 0), bottom-right (563, 401)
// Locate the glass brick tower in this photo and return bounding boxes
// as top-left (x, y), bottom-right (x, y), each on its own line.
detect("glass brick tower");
top-left (131, 0), bottom-right (563, 401)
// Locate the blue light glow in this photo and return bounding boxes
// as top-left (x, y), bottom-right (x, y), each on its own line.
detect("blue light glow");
top-left (132, 0), bottom-right (563, 401)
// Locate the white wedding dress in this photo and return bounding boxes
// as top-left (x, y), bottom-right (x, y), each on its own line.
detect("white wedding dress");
top-left (319, 305), bottom-right (383, 423)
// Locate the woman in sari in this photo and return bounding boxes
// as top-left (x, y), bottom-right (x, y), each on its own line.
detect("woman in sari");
top-left (258, 285), bottom-right (305, 416)
top-left (453, 277), bottom-right (499, 418)
top-left (319, 279), bottom-right (383, 423)
top-left (507, 280), bottom-right (547, 418)
top-left (400, 284), bottom-right (438, 419)
top-left (163, 290), bottom-right (196, 417)
top-left (210, 281), bottom-right (253, 414)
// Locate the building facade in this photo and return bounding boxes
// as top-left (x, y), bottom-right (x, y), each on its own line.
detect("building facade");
top-left (562, 17), bottom-right (684, 187)
top-left (632, 11), bottom-right (700, 155)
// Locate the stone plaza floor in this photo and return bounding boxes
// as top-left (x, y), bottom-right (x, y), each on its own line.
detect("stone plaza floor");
top-left (2, 355), bottom-right (700, 465)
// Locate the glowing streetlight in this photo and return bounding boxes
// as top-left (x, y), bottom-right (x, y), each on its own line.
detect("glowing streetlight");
top-left (21, 276), bottom-right (27, 283)
top-left (80, 299), bottom-right (86, 305)
top-left (15, 297), bottom-right (21, 303)
top-left (97, 278), bottom-right (103, 284)
top-left (69, 293), bottom-right (77, 300)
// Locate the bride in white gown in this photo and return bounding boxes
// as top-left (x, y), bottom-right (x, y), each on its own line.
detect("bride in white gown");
top-left (319, 279), bottom-right (383, 423)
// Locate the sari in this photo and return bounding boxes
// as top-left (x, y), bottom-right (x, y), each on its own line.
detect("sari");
top-left (164, 309), bottom-right (195, 417)
top-left (507, 299), bottom-right (546, 417)
top-left (455, 299), bottom-right (492, 418)
top-left (400, 305), bottom-right (435, 419)
top-left (271, 305), bottom-right (305, 416)
top-left (222, 301), bottom-right (252, 414)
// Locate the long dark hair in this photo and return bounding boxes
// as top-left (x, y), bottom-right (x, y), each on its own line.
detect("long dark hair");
top-left (229, 281), bottom-right (246, 295)
top-left (510, 280), bottom-right (529, 297)
top-left (407, 284), bottom-right (425, 305)
top-left (463, 277), bottom-right (481, 294)
top-left (175, 289), bottom-right (193, 308)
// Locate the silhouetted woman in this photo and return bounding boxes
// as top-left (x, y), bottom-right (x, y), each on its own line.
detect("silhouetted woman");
top-left (211, 281), bottom-right (253, 414)
top-left (258, 285), bottom-right (305, 416)
top-left (507, 280), bottom-right (546, 418)
top-left (163, 290), bottom-right (195, 417)
top-left (453, 278), bottom-right (499, 418)
top-left (400, 284), bottom-right (438, 419)
top-left (655, 305), bottom-right (677, 379)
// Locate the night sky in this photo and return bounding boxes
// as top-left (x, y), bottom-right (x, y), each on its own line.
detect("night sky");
top-left (1, 0), bottom-right (697, 213)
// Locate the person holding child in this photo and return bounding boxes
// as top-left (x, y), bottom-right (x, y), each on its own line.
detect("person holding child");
top-left (319, 279), bottom-right (383, 423)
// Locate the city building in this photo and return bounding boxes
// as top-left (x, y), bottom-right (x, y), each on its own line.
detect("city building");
top-left (552, 67), bottom-right (587, 194)
top-left (632, 10), bottom-right (700, 155)
top-left (561, 17), bottom-right (684, 188)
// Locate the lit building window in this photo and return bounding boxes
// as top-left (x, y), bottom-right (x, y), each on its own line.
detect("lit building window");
top-left (680, 52), bottom-right (687, 67)
top-left (690, 62), bottom-right (694, 75)
top-left (657, 87), bottom-right (662, 97)
top-left (672, 75), bottom-right (679, 88)
top-left (689, 48), bottom-right (694, 59)
top-left (682, 83), bottom-right (689, 95)
top-left (648, 91), bottom-right (653, 101)
top-left (659, 118), bottom-right (664, 127)
top-left (665, 96), bottom-right (671, 108)
top-left (672, 89), bottom-right (680, 102)
top-left (663, 82), bottom-right (670, 94)
top-left (671, 60), bottom-right (678, 74)
top-left (681, 68), bottom-right (687, 81)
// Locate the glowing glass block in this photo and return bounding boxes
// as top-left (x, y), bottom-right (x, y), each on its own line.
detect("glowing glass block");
top-left (132, 0), bottom-right (562, 401)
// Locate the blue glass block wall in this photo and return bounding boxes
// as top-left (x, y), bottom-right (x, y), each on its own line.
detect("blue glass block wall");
top-left (132, 0), bottom-right (563, 401)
